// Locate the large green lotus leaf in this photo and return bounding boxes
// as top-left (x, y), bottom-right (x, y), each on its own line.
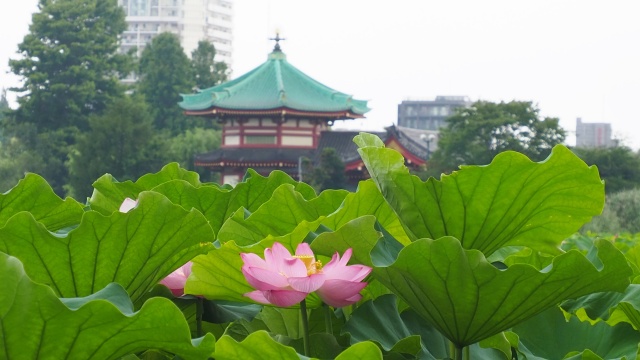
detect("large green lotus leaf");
top-left (355, 133), bottom-right (604, 255)
top-left (344, 294), bottom-right (436, 359)
top-left (139, 284), bottom-right (261, 339)
top-left (562, 284), bottom-right (640, 330)
top-left (218, 184), bottom-right (348, 245)
top-left (89, 162), bottom-right (202, 215)
top-left (335, 341), bottom-right (383, 360)
top-left (213, 330), bottom-right (302, 360)
top-left (0, 191), bottom-right (214, 303)
top-left (187, 216), bottom-right (377, 307)
top-left (311, 215), bottom-right (382, 267)
top-left (0, 173), bottom-right (84, 230)
top-left (322, 179), bottom-right (411, 245)
top-left (154, 170), bottom-right (319, 238)
top-left (344, 294), bottom-right (507, 360)
top-left (0, 253), bottom-right (215, 359)
top-left (372, 237), bottom-right (631, 347)
top-left (92, 166), bottom-right (316, 236)
top-left (512, 306), bottom-right (640, 360)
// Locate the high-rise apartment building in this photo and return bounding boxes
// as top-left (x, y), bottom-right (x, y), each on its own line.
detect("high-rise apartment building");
top-left (575, 117), bottom-right (614, 148)
top-left (397, 96), bottom-right (470, 130)
top-left (117, 0), bottom-right (233, 65)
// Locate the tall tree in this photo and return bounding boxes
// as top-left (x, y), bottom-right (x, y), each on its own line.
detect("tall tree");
top-left (67, 96), bottom-right (167, 199)
top-left (7, 0), bottom-right (131, 194)
top-left (9, 0), bottom-right (131, 132)
top-left (138, 33), bottom-right (194, 133)
top-left (431, 101), bottom-right (565, 173)
top-left (191, 40), bottom-right (229, 90)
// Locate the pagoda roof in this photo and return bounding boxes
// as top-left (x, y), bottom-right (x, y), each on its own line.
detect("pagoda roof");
top-left (179, 49), bottom-right (370, 118)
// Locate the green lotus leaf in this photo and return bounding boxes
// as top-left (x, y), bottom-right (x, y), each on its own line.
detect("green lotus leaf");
top-left (372, 237), bottom-right (631, 347)
top-left (322, 179), bottom-right (411, 245)
top-left (344, 294), bottom-right (507, 360)
top-left (344, 294), bottom-right (436, 358)
top-left (218, 184), bottom-right (348, 245)
top-left (91, 166), bottom-right (316, 237)
top-left (213, 330), bottom-right (301, 360)
top-left (562, 284), bottom-right (640, 330)
top-left (154, 170), bottom-right (318, 237)
top-left (311, 215), bottom-right (382, 267)
top-left (0, 253), bottom-right (215, 359)
top-left (334, 341), bottom-right (383, 360)
top-left (89, 162), bottom-right (202, 215)
top-left (355, 133), bottom-right (604, 255)
top-left (0, 173), bottom-right (84, 230)
top-left (512, 306), bottom-right (640, 360)
top-left (0, 191), bottom-right (214, 303)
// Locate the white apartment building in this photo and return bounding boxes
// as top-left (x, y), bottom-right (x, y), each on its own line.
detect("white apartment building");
top-left (117, 0), bottom-right (233, 66)
top-left (576, 117), bottom-right (614, 148)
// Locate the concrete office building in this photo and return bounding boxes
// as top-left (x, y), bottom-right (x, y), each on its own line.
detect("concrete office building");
top-left (117, 0), bottom-right (233, 66)
top-left (397, 96), bottom-right (471, 131)
top-left (575, 117), bottom-right (614, 148)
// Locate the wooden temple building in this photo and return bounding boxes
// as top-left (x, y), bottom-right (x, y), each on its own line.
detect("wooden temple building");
top-left (179, 36), bottom-right (430, 186)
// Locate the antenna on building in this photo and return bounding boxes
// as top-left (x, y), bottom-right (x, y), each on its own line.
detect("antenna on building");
top-left (269, 32), bottom-right (286, 52)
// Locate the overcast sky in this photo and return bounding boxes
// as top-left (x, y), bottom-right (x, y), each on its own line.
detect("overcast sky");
top-left (2, 1), bottom-right (639, 147)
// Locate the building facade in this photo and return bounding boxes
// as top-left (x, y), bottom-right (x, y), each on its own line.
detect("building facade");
top-left (575, 117), bottom-right (614, 148)
top-left (397, 96), bottom-right (470, 130)
top-left (117, 0), bottom-right (233, 64)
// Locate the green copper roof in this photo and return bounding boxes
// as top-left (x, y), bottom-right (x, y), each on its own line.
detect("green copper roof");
top-left (179, 50), bottom-right (370, 116)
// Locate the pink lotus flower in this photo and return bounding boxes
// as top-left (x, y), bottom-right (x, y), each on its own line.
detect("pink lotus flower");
top-left (241, 242), bottom-right (371, 308)
top-left (161, 262), bottom-right (193, 297)
top-left (241, 242), bottom-right (325, 307)
top-left (119, 198), bottom-right (138, 213)
top-left (316, 248), bottom-right (372, 307)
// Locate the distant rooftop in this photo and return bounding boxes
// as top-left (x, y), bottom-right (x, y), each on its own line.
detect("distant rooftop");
top-left (402, 96), bottom-right (471, 103)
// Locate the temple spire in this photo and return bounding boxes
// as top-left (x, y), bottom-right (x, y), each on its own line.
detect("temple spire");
top-left (269, 32), bottom-right (286, 52)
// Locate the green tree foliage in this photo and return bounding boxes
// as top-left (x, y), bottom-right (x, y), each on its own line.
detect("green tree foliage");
top-left (0, 136), bottom-right (44, 192)
top-left (430, 101), bottom-right (566, 173)
top-left (9, 0), bottom-right (131, 131)
top-left (191, 40), bottom-right (229, 90)
top-left (0, 117), bottom-right (75, 195)
top-left (573, 146), bottom-right (640, 194)
top-left (303, 148), bottom-right (346, 191)
top-left (6, 0), bottom-right (132, 194)
top-left (66, 96), bottom-right (167, 199)
top-left (163, 127), bottom-right (221, 181)
top-left (138, 33), bottom-right (194, 133)
top-left (582, 188), bottom-right (640, 234)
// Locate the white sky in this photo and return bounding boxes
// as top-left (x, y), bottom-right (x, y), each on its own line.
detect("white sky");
top-left (2, 1), bottom-right (639, 147)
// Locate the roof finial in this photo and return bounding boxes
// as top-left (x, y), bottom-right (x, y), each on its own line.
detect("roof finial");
top-left (269, 31), bottom-right (286, 52)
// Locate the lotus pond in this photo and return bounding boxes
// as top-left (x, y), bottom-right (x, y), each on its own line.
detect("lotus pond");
top-left (2, 133), bottom-right (639, 359)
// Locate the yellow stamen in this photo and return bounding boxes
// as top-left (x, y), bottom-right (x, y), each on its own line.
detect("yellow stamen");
top-left (294, 255), bottom-right (322, 275)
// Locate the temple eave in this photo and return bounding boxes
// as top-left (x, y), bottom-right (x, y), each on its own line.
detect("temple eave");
top-left (194, 161), bottom-right (300, 168)
top-left (184, 107), bottom-right (365, 119)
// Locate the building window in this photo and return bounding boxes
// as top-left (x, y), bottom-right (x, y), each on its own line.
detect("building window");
top-left (245, 135), bottom-right (276, 145)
